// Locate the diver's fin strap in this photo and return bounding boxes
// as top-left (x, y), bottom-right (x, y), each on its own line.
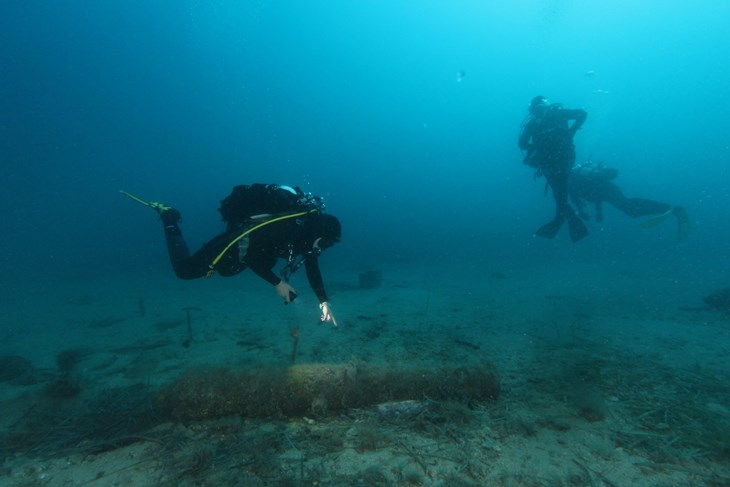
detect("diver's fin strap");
top-left (206, 208), bottom-right (319, 278)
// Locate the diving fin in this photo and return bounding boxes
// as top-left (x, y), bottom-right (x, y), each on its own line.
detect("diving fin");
top-left (535, 218), bottom-right (563, 239)
top-left (640, 207), bottom-right (691, 240)
top-left (567, 213), bottom-right (589, 242)
top-left (640, 209), bottom-right (672, 229)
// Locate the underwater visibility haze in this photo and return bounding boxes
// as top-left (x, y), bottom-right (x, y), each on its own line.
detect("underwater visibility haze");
top-left (1, 1), bottom-right (730, 485)
top-left (0, 1), bottom-right (728, 284)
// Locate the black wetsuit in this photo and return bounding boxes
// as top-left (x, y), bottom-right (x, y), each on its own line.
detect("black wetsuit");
top-left (518, 104), bottom-right (588, 242)
top-left (163, 215), bottom-right (329, 303)
top-left (568, 166), bottom-right (671, 222)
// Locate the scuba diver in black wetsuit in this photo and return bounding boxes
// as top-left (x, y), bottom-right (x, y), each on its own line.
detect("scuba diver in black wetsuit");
top-left (518, 96), bottom-right (588, 242)
top-left (568, 160), bottom-right (691, 240)
top-left (123, 184), bottom-right (341, 326)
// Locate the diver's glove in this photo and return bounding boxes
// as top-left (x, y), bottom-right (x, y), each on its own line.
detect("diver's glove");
top-left (319, 301), bottom-right (338, 328)
top-left (276, 280), bottom-right (298, 304)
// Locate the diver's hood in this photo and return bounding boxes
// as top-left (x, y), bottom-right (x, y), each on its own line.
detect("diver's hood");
top-left (303, 213), bottom-right (341, 249)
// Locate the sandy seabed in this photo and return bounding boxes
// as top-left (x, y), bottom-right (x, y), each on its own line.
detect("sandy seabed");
top-left (1, 260), bottom-right (729, 486)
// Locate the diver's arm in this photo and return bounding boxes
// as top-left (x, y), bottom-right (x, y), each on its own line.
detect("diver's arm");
top-left (304, 257), bottom-right (328, 303)
top-left (248, 255), bottom-right (297, 303)
top-left (518, 120), bottom-right (534, 151)
top-left (563, 109), bottom-right (587, 138)
top-left (305, 257), bottom-right (337, 326)
top-left (246, 249), bottom-right (280, 286)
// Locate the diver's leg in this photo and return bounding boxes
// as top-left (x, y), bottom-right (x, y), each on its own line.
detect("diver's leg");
top-left (553, 170), bottom-right (587, 242)
top-left (603, 184), bottom-right (671, 218)
top-left (534, 171), bottom-right (565, 238)
top-left (160, 210), bottom-right (213, 280)
top-left (594, 202), bottom-right (604, 222)
top-left (538, 169), bottom-right (587, 242)
top-left (161, 209), bottom-right (188, 268)
top-left (617, 198), bottom-right (671, 218)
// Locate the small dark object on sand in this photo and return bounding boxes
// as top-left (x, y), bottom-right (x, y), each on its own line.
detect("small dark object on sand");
top-left (704, 288), bottom-right (730, 313)
top-left (454, 338), bottom-right (480, 350)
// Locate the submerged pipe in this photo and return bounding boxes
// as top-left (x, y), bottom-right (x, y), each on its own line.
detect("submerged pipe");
top-left (157, 362), bottom-right (499, 420)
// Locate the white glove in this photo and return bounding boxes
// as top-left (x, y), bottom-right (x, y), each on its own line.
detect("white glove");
top-left (319, 301), bottom-right (338, 328)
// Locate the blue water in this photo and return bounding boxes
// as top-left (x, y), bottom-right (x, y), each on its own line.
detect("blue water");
top-left (1, 1), bottom-right (729, 290)
top-left (3, 4), bottom-right (730, 482)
